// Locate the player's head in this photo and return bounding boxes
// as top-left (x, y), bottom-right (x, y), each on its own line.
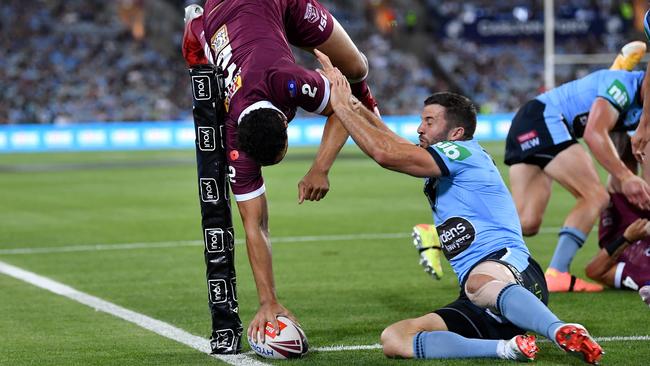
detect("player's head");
top-left (418, 92), bottom-right (477, 147)
top-left (237, 108), bottom-right (288, 166)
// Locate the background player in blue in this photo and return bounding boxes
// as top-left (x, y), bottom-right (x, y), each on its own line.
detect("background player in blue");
top-left (505, 68), bottom-right (650, 293)
top-left (315, 50), bottom-right (603, 364)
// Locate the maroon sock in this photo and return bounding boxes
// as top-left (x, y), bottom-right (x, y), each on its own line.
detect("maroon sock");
top-left (350, 79), bottom-right (369, 100)
top-left (618, 262), bottom-right (650, 290)
top-left (350, 79), bottom-right (378, 113)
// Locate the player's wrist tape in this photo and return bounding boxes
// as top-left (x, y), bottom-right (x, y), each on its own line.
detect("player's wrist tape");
top-left (605, 235), bottom-right (628, 256)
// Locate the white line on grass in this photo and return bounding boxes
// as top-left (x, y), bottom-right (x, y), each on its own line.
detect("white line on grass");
top-left (0, 260), bottom-right (267, 366)
top-left (0, 227), bottom-right (562, 256)
top-left (313, 335), bottom-right (650, 353)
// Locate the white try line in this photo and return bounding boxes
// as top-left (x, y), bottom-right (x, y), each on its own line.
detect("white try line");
top-left (0, 260), bottom-right (267, 366)
top-left (312, 335), bottom-right (650, 353)
top-left (2, 259), bottom-right (648, 363)
top-left (0, 227), bottom-right (562, 256)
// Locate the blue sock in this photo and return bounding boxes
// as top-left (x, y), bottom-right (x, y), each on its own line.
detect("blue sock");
top-left (413, 331), bottom-right (499, 359)
top-left (497, 284), bottom-right (564, 340)
top-left (548, 227), bottom-right (587, 272)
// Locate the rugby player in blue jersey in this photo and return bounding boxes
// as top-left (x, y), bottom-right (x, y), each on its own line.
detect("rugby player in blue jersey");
top-left (315, 50), bottom-right (603, 364)
top-left (505, 63), bottom-right (650, 292)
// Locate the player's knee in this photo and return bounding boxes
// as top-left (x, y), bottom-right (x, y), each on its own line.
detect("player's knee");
top-left (520, 216), bottom-right (542, 236)
top-left (345, 51), bottom-right (369, 81)
top-left (593, 187), bottom-right (610, 212)
top-left (380, 326), bottom-right (410, 358)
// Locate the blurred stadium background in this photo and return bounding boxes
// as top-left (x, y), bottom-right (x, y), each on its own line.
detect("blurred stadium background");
top-left (2, 1), bottom-right (650, 365)
top-left (2, 0), bottom-right (649, 125)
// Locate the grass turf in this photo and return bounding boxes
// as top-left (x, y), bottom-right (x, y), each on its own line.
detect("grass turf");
top-left (0, 142), bottom-right (648, 365)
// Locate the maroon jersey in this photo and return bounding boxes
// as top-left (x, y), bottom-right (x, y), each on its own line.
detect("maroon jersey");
top-left (202, 0), bottom-right (334, 200)
top-left (599, 193), bottom-right (650, 268)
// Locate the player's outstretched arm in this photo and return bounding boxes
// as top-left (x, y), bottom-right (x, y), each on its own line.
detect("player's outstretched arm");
top-left (236, 195), bottom-right (298, 343)
top-left (584, 98), bottom-right (650, 210)
top-left (314, 50), bottom-right (441, 178)
top-left (298, 113), bottom-right (348, 204)
top-left (585, 218), bottom-right (650, 283)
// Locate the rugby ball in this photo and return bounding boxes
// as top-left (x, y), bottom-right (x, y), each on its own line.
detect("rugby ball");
top-left (248, 316), bottom-right (309, 359)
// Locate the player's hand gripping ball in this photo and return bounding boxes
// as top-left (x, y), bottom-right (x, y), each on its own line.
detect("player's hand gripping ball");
top-left (248, 316), bottom-right (309, 359)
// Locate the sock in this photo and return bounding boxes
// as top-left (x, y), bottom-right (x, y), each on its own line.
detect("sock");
top-left (548, 227), bottom-right (587, 272)
top-left (349, 79), bottom-right (378, 112)
top-left (614, 262), bottom-right (650, 290)
top-left (413, 331), bottom-right (499, 359)
top-left (349, 78), bottom-right (369, 100)
top-left (497, 284), bottom-right (564, 341)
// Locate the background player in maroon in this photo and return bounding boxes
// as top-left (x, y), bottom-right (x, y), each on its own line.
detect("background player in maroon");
top-left (184, 0), bottom-right (379, 343)
top-left (584, 132), bottom-right (650, 306)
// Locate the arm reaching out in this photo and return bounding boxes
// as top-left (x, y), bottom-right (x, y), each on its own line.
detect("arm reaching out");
top-left (584, 98), bottom-right (650, 210)
top-left (314, 50), bottom-right (442, 178)
top-left (236, 195), bottom-right (298, 343)
top-left (298, 113), bottom-right (348, 204)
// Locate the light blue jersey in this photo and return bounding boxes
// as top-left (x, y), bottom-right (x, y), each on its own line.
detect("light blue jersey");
top-left (536, 69), bottom-right (644, 139)
top-left (424, 140), bottom-right (530, 282)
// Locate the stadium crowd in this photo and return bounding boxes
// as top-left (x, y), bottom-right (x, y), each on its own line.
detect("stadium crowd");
top-left (0, 0), bottom-right (645, 123)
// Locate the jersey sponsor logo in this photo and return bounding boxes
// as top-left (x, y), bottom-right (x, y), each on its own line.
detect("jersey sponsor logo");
top-left (191, 75), bottom-right (212, 100)
top-left (198, 126), bottom-right (216, 151)
top-left (517, 130), bottom-right (540, 151)
top-left (433, 141), bottom-right (471, 161)
top-left (606, 79), bottom-right (630, 109)
top-left (211, 24), bottom-right (241, 113)
top-left (436, 217), bottom-right (476, 260)
top-left (224, 68), bottom-right (242, 112)
top-left (208, 279), bottom-right (228, 303)
top-left (210, 25), bottom-right (229, 56)
top-left (200, 178), bottom-right (220, 202)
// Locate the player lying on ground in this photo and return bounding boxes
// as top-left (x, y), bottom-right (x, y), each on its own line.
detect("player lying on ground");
top-left (316, 50), bottom-right (603, 364)
top-left (584, 131), bottom-right (650, 306)
top-left (504, 41), bottom-right (650, 293)
top-left (183, 0), bottom-right (379, 344)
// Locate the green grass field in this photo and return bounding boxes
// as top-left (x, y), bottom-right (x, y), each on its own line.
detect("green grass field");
top-left (1, 142), bottom-right (648, 365)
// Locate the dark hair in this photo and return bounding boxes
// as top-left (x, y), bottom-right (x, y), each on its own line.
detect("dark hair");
top-left (424, 92), bottom-right (477, 140)
top-left (237, 108), bottom-right (287, 166)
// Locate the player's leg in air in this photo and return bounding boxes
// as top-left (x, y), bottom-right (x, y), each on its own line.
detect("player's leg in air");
top-left (285, 0), bottom-right (379, 115)
top-left (610, 41), bottom-right (646, 71)
top-left (411, 224), bottom-right (444, 280)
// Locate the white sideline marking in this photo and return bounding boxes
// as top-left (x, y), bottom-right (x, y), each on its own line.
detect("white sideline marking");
top-left (0, 227), bottom-right (562, 256)
top-left (312, 335), bottom-right (650, 353)
top-left (0, 260), bottom-right (267, 366)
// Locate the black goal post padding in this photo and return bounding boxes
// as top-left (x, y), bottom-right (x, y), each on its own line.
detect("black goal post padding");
top-left (188, 64), bottom-right (242, 354)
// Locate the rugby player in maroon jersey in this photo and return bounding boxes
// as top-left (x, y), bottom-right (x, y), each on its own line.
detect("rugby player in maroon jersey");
top-left (183, 0), bottom-right (380, 342)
